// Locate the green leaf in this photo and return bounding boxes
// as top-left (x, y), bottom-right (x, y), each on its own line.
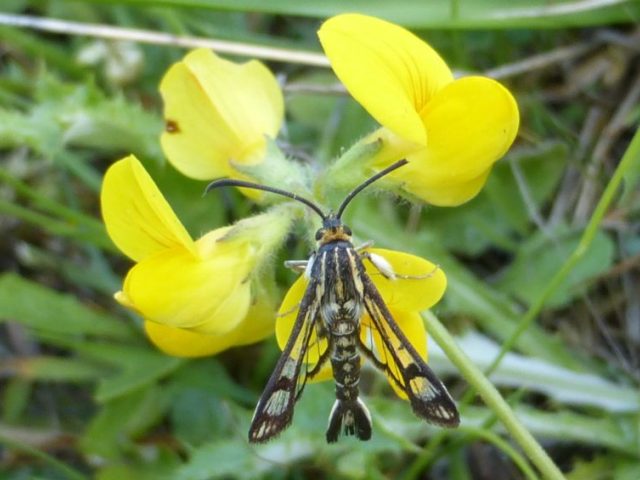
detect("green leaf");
top-left (429, 331), bottom-right (640, 412)
top-left (485, 142), bottom-right (568, 233)
top-left (1, 379), bottom-right (32, 423)
top-left (496, 225), bottom-right (615, 308)
top-left (81, 385), bottom-right (170, 460)
top-left (567, 455), bottom-right (640, 480)
top-left (1, 356), bottom-right (107, 382)
top-left (87, 344), bottom-right (183, 402)
top-left (0, 26), bottom-right (86, 78)
top-left (170, 389), bottom-right (231, 445)
top-left (167, 359), bottom-right (255, 405)
top-left (0, 107), bottom-right (61, 157)
top-left (0, 72), bottom-right (162, 163)
top-left (173, 438), bottom-right (258, 480)
top-left (0, 431), bottom-right (88, 480)
top-left (171, 383), bottom-right (409, 480)
top-left (0, 273), bottom-right (133, 339)
top-left (9, 243), bottom-right (120, 295)
top-left (95, 453), bottom-right (182, 480)
top-left (37, 334), bottom-right (183, 402)
top-left (501, 405), bottom-right (640, 456)
top-left (73, 0), bottom-right (640, 28)
top-left (61, 91), bottom-right (163, 160)
top-left (167, 358), bottom-right (254, 446)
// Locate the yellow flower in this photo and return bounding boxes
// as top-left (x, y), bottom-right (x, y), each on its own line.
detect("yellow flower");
top-left (101, 155), bottom-right (287, 357)
top-left (318, 14), bottom-right (520, 206)
top-left (275, 248), bottom-right (446, 398)
top-left (159, 48), bottom-right (284, 181)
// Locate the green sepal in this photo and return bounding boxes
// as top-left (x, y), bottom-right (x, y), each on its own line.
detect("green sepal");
top-left (230, 137), bottom-right (311, 198)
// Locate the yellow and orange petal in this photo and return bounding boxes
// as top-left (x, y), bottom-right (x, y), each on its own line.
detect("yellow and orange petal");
top-left (101, 155), bottom-right (195, 262)
top-left (160, 48), bottom-right (284, 180)
top-left (319, 13), bottom-right (453, 146)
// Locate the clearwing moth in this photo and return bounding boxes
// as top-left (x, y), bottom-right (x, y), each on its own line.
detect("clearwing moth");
top-left (207, 159), bottom-right (459, 443)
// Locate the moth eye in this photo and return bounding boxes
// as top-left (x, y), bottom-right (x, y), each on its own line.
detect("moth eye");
top-left (343, 226), bottom-right (352, 236)
top-left (315, 229), bottom-right (324, 241)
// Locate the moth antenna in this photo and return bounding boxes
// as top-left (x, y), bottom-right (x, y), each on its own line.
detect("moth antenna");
top-left (206, 178), bottom-right (326, 220)
top-left (336, 159), bottom-right (409, 219)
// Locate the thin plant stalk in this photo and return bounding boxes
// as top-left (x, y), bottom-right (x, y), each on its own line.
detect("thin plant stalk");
top-left (0, 433), bottom-right (88, 480)
top-left (484, 126), bottom-right (640, 377)
top-left (423, 310), bottom-right (565, 480)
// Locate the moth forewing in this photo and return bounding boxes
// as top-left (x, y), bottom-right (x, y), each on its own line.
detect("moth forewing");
top-left (359, 273), bottom-right (460, 427)
top-left (248, 275), bottom-right (327, 443)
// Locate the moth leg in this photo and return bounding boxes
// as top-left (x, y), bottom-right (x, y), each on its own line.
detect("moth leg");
top-left (362, 251), bottom-right (440, 280)
top-left (284, 260), bottom-right (308, 273)
top-left (285, 253), bottom-right (316, 279)
top-left (354, 240), bottom-right (374, 252)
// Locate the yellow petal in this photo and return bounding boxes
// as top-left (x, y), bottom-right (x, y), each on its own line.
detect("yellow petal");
top-left (144, 321), bottom-right (234, 357)
top-left (319, 14), bottom-right (453, 145)
top-left (275, 275), bottom-right (306, 352)
top-left (121, 232), bottom-right (254, 335)
top-left (101, 155), bottom-right (195, 262)
top-left (160, 48), bottom-right (284, 180)
top-left (361, 309), bottom-right (427, 399)
top-left (364, 248), bottom-right (446, 312)
top-left (143, 291), bottom-right (276, 357)
top-left (394, 76), bottom-right (519, 205)
top-left (410, 169), bottom-right (492, 207)
top-left (233, 289), bottom-right (278, 347)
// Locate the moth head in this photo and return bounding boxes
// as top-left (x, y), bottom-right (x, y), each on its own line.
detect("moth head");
top-left (315, 215), bottom-right (352, 244)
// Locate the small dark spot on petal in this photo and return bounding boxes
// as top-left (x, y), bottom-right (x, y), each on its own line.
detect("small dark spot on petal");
top-left (165, 119), bottom-right (180, 133)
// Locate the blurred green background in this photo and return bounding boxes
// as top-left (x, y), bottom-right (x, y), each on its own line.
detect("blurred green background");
top-left (1, 1), bottom-right (639, 479)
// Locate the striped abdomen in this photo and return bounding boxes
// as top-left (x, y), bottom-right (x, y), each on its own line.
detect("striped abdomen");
top-left (316, 242), bottom-right (372, 442)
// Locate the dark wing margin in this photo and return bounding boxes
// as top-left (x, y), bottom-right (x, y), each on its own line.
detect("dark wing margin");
top-left (248, 276), bottom-right (328, 443)
top-left (359, 275), bottom-right (460, 428)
